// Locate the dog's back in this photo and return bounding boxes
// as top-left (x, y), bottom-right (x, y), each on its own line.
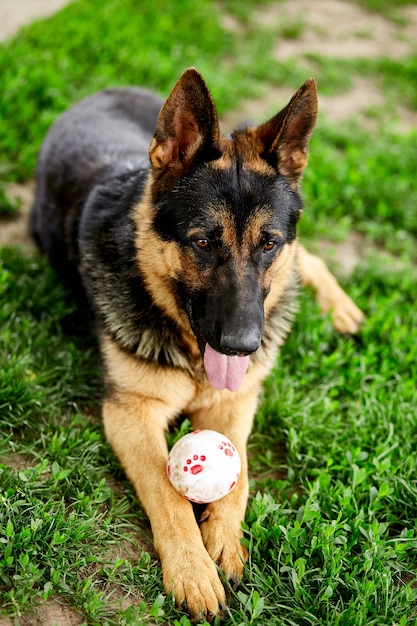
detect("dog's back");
top-left (30, 87), bottom-right (163, 286)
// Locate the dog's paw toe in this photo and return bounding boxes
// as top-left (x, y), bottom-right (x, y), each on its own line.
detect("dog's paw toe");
top-left (332, 301), bottom-right (365, 334)
top-left (199, 509), bottom-right (247, 585)
top-left (163, 552), bottom-right (226, 621)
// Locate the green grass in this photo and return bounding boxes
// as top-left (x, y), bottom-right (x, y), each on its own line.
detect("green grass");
top-left (301, 123), bottom-right (417, 259)
top-left (1, 0), bottom-right (417, 624)
top-left (0, 0), bottom-right (230, 182)
top-left (356, 0), bottom-right (417, 14)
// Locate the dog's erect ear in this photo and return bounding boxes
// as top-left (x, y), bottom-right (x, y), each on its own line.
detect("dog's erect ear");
top-left (256, 78), bottom-right (318, 188)
top-left (149, 68), bottom-right (220, 192)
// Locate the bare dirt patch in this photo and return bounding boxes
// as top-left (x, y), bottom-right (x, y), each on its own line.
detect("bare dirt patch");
top-left (266, 0), bottom-right (416, 60)
top-left (0, 602), bottom-right (84, 626)
top-left (0, 452), bottom-right (33, 471)
top-left (18, 602), bottom-right (84, 626)
top-left (306, 232), bottom-right (365, 277)
top-left (0, 182), bottom-right (35, 249)
top-left (0, 0), bottom-right (72, 41)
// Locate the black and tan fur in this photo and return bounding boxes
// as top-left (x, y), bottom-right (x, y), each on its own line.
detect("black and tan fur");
top-left (30, 68), bottom-right (363, 620)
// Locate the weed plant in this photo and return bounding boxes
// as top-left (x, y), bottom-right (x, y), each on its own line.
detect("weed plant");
top-left (1, 0), bottom-right (416, 624)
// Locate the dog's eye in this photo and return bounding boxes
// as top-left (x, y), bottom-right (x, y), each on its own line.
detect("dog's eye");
top-left (263, 240), bottom-right (277, 253)
top-left (194, 239), bottom-right (210, 251)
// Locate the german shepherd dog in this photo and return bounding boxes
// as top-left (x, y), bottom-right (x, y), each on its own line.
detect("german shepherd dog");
top-left (30, 68), bottom-right (363, 620)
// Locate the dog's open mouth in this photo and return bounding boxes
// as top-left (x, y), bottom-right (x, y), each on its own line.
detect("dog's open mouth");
top-left (186, 299), bottom-right (250, 391)
top-left (186, 300), bottom-right (249, 391)
top-left (203, 343), bottom-right (250, 392)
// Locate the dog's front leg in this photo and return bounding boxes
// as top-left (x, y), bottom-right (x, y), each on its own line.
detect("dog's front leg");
top-left (101, 340), bottom-right (226, 620)
top-left (103, 391), bottom-right (226, 619)
top-left (298, 244), bottom-right (364, 333)
top-left (190, 386), bottom-right (260, 585)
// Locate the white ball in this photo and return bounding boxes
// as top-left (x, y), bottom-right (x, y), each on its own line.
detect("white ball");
top-left (167, 430), bottom-right (241, 504)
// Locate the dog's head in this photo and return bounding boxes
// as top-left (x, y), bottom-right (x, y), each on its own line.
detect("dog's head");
top-left (146, 68), bottom-right (317, 391)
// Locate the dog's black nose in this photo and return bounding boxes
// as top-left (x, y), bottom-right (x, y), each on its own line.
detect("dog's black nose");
top-left (220, 329), bottom-right (261, 356)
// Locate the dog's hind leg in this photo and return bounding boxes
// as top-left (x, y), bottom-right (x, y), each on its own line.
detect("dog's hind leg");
top-left (297, 245), bottom-right (364, 334)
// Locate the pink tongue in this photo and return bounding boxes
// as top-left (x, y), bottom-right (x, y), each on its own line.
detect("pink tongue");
top-left (204, 343), bottom-right (250, 392)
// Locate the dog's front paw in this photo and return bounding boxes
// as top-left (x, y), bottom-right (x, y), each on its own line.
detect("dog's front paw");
top-left (199, 503), bottom-right (248, 586)
top-left (329, 290), bottom-right (365, 334)
top-left (162, 547), bottom-right (226, 622)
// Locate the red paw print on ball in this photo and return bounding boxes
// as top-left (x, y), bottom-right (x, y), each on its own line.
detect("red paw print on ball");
top-left (183, 454), bottom-right (206, 475)
top-left (218, 441), bottom-right (236, 457)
